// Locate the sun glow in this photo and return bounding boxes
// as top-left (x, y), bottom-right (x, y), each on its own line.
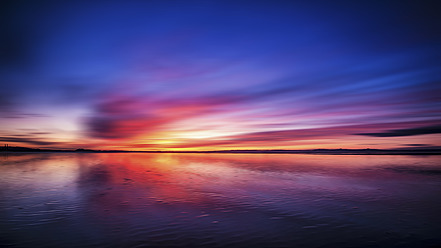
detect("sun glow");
top-left (174, 130), bottom-right (231, 140)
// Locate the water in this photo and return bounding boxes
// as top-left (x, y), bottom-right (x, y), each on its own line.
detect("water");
top-left (1, 153), bottom-right (440, 248)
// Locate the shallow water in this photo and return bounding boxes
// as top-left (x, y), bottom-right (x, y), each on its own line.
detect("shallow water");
top-left (1, 153), bottom-right (440, 248)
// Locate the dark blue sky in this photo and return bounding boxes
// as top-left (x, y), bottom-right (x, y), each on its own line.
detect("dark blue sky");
top-left (1, 0), bottom-right (440, 150)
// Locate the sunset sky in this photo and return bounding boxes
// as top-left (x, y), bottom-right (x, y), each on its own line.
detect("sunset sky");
top-left (1, 1), bottom-right (440, 151)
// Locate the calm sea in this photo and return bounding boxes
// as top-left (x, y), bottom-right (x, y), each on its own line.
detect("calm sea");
top-left (1, 153), bottom-right (440, 247)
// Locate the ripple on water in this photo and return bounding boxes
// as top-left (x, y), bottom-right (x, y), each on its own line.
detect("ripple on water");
top-left (1, 153), bottom-right (441, 248)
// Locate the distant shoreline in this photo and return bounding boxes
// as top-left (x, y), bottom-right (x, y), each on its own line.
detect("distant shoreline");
top-left (1, 147), bottom-right (440, 155)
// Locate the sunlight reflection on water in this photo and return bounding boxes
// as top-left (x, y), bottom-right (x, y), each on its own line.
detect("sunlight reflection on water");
top-left (1, 153), bottom-right (440, 247)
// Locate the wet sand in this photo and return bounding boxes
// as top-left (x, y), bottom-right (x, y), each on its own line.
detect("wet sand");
top-left (1, 153), bottom-right (440, 247)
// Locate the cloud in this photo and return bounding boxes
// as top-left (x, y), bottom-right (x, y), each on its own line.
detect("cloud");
top-left (2, 1), bottom-right (441, 151)
top-left (1, 113), bottom-right (49, 119)
top-left (157, 120), bottom-right (441, 149)
top-left (355, 125), bottom-right (441, 137)
top-left (0, 136), bottom-right (59, 146)
top-left (230, 121), bottom-right (441, 142)
top-left (403, 144), bottom-right (431, 147)
top-left (84, 93), bottom-right (237, 140)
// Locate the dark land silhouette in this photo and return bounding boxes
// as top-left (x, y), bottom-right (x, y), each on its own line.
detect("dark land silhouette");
top-left (1, 145), bottom-right (440, 155)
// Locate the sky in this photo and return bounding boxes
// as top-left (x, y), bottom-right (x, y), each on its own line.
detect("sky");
top-left (1, 0), bottom-right (440, 151)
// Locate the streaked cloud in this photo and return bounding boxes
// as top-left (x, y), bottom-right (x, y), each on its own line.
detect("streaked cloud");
top-left (356, 125), bottom-right (441, 137)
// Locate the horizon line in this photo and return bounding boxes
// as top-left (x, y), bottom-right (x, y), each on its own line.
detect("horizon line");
top-left (1, 145), bottom-right (441, 155)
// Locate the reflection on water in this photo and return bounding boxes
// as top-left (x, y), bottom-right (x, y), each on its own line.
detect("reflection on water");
top-left (1, 153), bottom-right (440, 247)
